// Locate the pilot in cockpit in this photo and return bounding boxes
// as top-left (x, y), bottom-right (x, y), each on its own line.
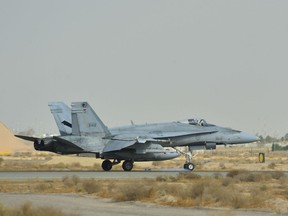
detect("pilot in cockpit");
top-left (187, 118), bottom-right (208, 126)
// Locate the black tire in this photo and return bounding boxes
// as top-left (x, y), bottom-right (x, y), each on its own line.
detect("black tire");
top-left (102, 160), bottom-right (113, 171)
top-left (122, 160), bottom-right (133, 171)
top-left (183, 164), bottom-right (188, 169)
top-left (186, 163), bottom-right (195, 171)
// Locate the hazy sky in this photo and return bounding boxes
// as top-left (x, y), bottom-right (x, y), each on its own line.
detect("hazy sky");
top-left (0, 1), bottom-right (287, 137)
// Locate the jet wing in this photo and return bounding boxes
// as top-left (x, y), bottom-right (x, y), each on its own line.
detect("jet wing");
top-left (112, 130), bottom-right (218, 144)
top-left (103, 140), bottom-right (136, 152)
top-left (103, 130), bottom-right (218, 152)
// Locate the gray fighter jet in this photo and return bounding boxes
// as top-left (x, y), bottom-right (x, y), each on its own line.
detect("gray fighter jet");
top-left (16, 102), bottom-right (259, 171)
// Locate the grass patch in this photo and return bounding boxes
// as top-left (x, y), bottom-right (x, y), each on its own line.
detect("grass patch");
top-left (0, 202), bottom-right (78, 216)
top-left (268, 162), bottom-right (276, 169)
top-left (113, 182), bottom-right (152, 202)
top-left (62, 175), bottom-right (80, 187)
top-left (177, 172), bottom-right (202, 181)
top-left (81, 179), bottom-right (101, 194)
top-left (33, 183), bottom-right (52, 192)
top-left (271, 171), bottom-right (285, 180)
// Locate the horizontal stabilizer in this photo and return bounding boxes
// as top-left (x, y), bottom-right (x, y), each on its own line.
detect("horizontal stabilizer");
top-left (15, 135), bottom-right (38, 142)
top-left (53, 136), bottom-right (84, 151)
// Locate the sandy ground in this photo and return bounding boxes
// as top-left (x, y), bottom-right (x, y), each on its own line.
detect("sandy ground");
top-left (0, 193), bottom-right (281, 216)
top-left (0, 122), bottom-right (32, 153)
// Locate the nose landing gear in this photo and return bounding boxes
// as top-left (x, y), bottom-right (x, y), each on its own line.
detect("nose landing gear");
top-left (183, 162), bottom-right (195, 171)
top-left (173, 147), bottom-right (196, 171)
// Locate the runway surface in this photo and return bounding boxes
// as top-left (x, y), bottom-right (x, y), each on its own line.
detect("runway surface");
top-left (0, 169), bottom-right (205, 180)
top-left (0, 170), bottom-right (286, 181)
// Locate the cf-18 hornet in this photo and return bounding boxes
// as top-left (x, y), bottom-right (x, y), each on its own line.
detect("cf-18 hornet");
top-left (16, 102), bottom-right (259, 171)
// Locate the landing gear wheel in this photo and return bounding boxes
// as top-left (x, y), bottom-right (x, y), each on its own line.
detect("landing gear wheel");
top-left (102, 160), bottom-right (113, 171)
top-left (184, 163), bottom-right (195, 171)
top-left (122, 160), bottom-right (133, 171)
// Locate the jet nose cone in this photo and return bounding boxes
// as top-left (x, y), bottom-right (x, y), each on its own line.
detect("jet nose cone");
top-left (239, 132), bottom-right (259, 143)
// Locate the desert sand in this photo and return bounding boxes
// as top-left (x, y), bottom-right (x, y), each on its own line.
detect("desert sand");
top-left (0, 122), bottom-right (32, 153)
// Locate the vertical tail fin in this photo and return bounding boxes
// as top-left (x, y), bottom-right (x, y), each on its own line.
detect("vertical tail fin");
top-left (71, 102), bottom-right (111, 137)
top-left (48, 102), bottom-right (72, 136)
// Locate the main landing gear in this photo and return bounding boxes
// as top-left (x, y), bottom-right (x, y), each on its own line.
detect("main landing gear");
top-left (122, 160), bottom-right (133, 171)
top-left (173, 147), bottom-right (195, 171)
top-left (101, 159), bottom-right (113, 171)
top-left (101, 159), bottom-right (134, 171)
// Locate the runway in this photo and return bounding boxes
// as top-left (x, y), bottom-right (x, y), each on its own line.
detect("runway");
top-left (0, 169), bottom-right (200, 180)
top-left (0, 170), bottom-right (286, 181)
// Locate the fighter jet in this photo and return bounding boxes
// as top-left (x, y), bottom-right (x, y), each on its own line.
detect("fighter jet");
top-left (16, 102), bottom-right (259, 171)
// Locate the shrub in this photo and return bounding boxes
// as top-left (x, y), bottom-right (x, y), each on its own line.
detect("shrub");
top-left (260, 184), bottom-right (267, 191)
top-left (62, 175), bottom-right (80, 187)
top-left (0, 203), bottom-right (7, 216)
top-left (178, 173), bottom-right (201, 181)
top-left (222, 177), bottom-right (234, 187)
top-left (190, 182), bottom-right (205, 199)
top-left (212, 173), bottom-right (223, 180)
top-left (268, 163), bottom-right (276, 169)
top-left (33, 183), bottom-right (52, 192)
top-left (156, 182), bottom-right (185, 198)
top-left (71, 162), bottom-right (81, 168)
top-left (226, 170), bottom-right (245, 178)
top-left (81, 179), bottom-right (100, 194)
top-left (219, 162), bottom-right (226, 169)
top-left (249, 187), bottom-right (268, 208)
top-left (54, 163), bottom-right (67, 169)
top-left (8, 202), bottom-right (79, 216)
top-left (229, 194), bottom-right (248, 209)
top-left (152, 161), bottom-right (162, 167)
top-left (113, 183), bottom-right (152, 201)
top-left (156, 175), bottom-right (177, 182)
top-left (179, 181), bottom-right (206, 200)
top-left (271, 171), bottom-right (285, 180)
top-left (238, 173), bottom-right (259, 182)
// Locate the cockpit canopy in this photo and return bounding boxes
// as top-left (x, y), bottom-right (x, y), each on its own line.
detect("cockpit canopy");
top-left (178, 118), bottom-right (214, 127)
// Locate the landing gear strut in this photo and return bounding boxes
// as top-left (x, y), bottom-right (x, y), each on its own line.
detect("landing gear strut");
top-left (173, 147), bottom-right (195, 171)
